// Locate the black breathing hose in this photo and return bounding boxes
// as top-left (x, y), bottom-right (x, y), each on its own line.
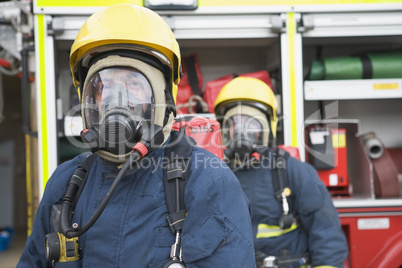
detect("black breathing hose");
top-left (62, 151), bottom-right (141, 238)
top-left (61, 124), bottom-right (164, 238)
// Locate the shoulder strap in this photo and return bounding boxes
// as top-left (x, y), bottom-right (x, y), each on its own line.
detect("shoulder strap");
top-left (164, 130), bottom-right (196, 233)
top-left (272, 148), bottom-right (294, 213)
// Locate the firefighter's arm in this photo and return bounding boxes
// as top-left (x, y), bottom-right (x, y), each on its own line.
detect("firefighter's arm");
top-left (181, 149), bottom-right (256, 267)
top-left (290, 158), bottom-right (348, 268)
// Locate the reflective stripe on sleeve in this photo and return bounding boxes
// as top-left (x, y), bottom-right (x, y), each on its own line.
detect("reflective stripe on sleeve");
top-left (256, 223), bottom-right (298, 238)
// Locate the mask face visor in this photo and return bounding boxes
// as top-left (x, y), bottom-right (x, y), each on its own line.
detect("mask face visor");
top-left (82, 67), bottom-right (155, 155)
top-left (222, 114), bottom-right (264, 160)
top-left (83, 67), bottom-right (155, 131)
top-left (222, 115), bottom-right (264, 146)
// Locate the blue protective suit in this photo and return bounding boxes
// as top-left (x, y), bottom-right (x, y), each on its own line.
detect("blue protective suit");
top-left (17, 139), bottom-right (256, 268)
top-left (234, 148), bottom-right (348, 268)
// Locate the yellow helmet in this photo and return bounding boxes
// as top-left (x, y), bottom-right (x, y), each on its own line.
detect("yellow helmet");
top-left (69, 3), bottom-right (181, 103)
top-left (214, 76), bottom-right (278, 137)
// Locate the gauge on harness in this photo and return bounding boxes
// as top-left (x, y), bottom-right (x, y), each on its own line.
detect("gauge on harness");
top-left (45, 232), bottom-right (80, 263)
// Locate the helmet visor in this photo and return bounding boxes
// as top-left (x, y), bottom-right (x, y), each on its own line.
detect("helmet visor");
top-left (222, 115), bottom-right (264, 147)
top-left (83, 67), bottom-right (154, 130)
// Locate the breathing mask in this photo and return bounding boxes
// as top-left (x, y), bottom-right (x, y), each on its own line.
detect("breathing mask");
top-left (221, 105), bottom-right (270, 162)
top-left (80, 55), bottom-right (172, 163)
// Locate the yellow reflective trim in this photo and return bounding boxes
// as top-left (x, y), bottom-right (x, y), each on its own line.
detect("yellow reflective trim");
top-left (35, 0), bottom-right (142, 7)
top-left (287, 13), bottom-right (298, 147)
top-left (256, 223), bottom-right (298, 238)
top-left (37, 15), bottom-right (49, 188)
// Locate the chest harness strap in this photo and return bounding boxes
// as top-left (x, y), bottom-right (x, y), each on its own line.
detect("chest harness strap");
top-left (272, 148), bottom-right (295, 230)
top-left (163, 130), bottom-right (196, 268)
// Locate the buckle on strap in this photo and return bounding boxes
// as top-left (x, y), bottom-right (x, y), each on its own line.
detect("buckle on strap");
top-left (167, 209), bottom-right (187, 233)
top-left (170, 232), bottom-right (183, 262)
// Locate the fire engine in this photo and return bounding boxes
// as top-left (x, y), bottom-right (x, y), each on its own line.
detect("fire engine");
top-left (1, 0), bottom-right (401, 267)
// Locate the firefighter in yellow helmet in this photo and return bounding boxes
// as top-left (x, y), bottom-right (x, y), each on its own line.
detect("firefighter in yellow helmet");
top-left (214, 77), bottom-right (348, 268)
top-left (69, 2), bottom-right (182, 164)
top-left (214, 76), bottom-right (278, 164)
top-left (18, 4), bottom-right (255, 268)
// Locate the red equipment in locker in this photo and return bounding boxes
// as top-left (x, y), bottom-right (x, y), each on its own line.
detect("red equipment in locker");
top-left (306, 127), bottom-right (350, 196)
top-left (172, 116), bottom-right (225, 160)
